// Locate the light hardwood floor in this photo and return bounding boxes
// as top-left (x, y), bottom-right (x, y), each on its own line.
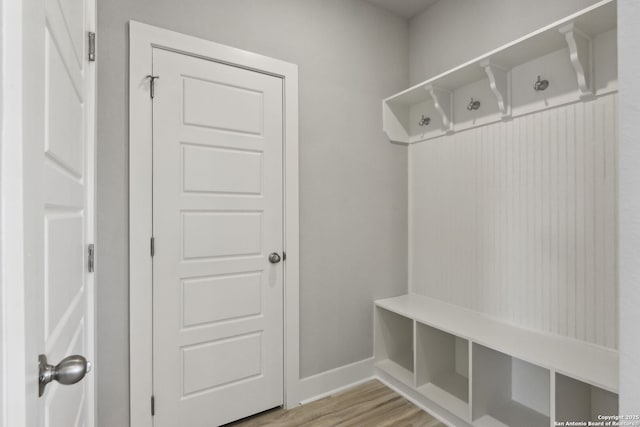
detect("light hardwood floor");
top-left (226, 380), bottom-right (446, 427)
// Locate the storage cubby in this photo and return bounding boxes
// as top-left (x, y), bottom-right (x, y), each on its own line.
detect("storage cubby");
top-left (416, 322), bottom-right (470, 420)
top-left (374, 306), bottom-right (414, 386)
top-left (472, 344), bottom-right (550, 427)
top-left (555, 374), bottom-right (619, 424)
top-left (373, 295), bottom-right (618, 427)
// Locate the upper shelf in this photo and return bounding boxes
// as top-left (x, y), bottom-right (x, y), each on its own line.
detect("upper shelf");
top-left (384, 0), bottom-right (617, 143)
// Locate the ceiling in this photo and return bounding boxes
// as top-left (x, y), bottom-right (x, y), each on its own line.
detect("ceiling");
top-left (364, 0), bottom-right (439, 19)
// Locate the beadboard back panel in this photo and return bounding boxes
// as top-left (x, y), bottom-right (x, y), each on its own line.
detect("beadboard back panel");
top-left (409, 93), bottom-right (617, 349)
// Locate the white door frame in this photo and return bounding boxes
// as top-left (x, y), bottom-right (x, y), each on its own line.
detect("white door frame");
top-left (1, 0), bottom-right (27, 425)
top-left (128, 21), bottom-right (300, 427)
top-left (618, 0), bottom-right (640, 412)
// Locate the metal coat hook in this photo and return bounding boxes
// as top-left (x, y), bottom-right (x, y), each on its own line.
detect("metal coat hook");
top-left (146, 75), bottom-right (160, 98)
top-left (419, 115), bottom-right (431, 127)
top-left (467, 98), bottom-right (480, 111)
top-left (534, 75), bottom-right (549, 91)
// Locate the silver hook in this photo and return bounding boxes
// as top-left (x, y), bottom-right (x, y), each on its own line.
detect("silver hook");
top-left (146, 75), bottom-right (160, 98)
top-left (534, 75), bottom-right (549, 91)
top-left (467, 98), bottom-right (480, 111)
top-left (419, 115), bottom-right (431, 127)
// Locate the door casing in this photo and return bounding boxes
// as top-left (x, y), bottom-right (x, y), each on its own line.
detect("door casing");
top-left (128, 21), bottom-right (300, 427)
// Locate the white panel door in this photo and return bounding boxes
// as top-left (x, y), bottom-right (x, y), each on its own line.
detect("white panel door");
top-left (22, 0), bottom-right (95, 424)
top-left (152, 48), bottom-right (284, 427)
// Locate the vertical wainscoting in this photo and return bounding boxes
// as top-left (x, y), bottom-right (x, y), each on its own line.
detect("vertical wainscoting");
top-left (409, 93), bottom-right (618, 349)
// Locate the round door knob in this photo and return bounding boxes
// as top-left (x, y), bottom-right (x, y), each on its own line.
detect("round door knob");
top-left (54, 355), bottom-right (91, 385)
top-left (269, 252), bottom-right (281, 264)
top-left (39, 354), bottom-right (91, 397)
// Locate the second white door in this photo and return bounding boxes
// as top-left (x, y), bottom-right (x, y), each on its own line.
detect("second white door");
top-left (151, 48), bottom-right (284, 426)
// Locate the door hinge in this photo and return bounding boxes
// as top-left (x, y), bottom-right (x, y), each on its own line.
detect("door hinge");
top-left (150, 237), bottom-right (155, 257)
top-left (88, 244), bottom-right (95, 273)
top-left (88, 32), bottom-right (96, 62)
top-left (146, 75), bottom-right (159, 99)
top-left (151, 395), bottom-right (155, 416)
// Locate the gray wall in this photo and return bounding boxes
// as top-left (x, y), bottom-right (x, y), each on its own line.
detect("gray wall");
top-left (409, 0), bottom-right (602, 84)
top-left (618, 0), bottom-right (640, 413)
top-left (96, 0), bottom-right (409, 426)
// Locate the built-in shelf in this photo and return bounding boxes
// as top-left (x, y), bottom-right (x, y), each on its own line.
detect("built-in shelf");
top-left (383, 0), bottom-right (617, 144)
top-left (376, 294), bottom-right (618, 393)
top-left (374, 294), bottom-right (619, 427)
top-left (375, 3), bottom-right (620, 424)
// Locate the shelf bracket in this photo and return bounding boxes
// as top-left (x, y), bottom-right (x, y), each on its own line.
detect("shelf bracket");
top-left (425, 85), bottom-right (453, 134)
top-left (480, 59), bottom-right (511, 119)
top-left (559, 23), bottom-right (594, 100)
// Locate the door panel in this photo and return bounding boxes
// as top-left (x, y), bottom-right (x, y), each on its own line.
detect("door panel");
top-left (44, 214), bottom-right (84, 336)
top-left (182, 144), bottom-right (263, 195)
top-left (152, 48), bottom-right (284, 427)
top-left (182, 332), bottom-right (262, 395)
top-left (33, 0), bottom-right (94, 424)
top-left (182, 77), bottom-right (264, 134)
top-left (182, 273), bottom-right (262, 327)
top-left (182, 211), bottom-right (263, 259)
top-left (45, 32), bottom-right (84, 177)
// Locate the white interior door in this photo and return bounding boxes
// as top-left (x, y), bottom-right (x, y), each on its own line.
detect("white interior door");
top-left (152, 48), bottom-right (284, 427)
top-left (22, 0), bottom-right (96, 424)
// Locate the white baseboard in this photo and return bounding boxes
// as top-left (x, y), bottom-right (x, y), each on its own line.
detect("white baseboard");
top-left (298, 357), bottom-right (375, 404)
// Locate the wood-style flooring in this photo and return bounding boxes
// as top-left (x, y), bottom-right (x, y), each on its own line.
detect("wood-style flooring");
top-left (226, 380), bottom-right (446, 427)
